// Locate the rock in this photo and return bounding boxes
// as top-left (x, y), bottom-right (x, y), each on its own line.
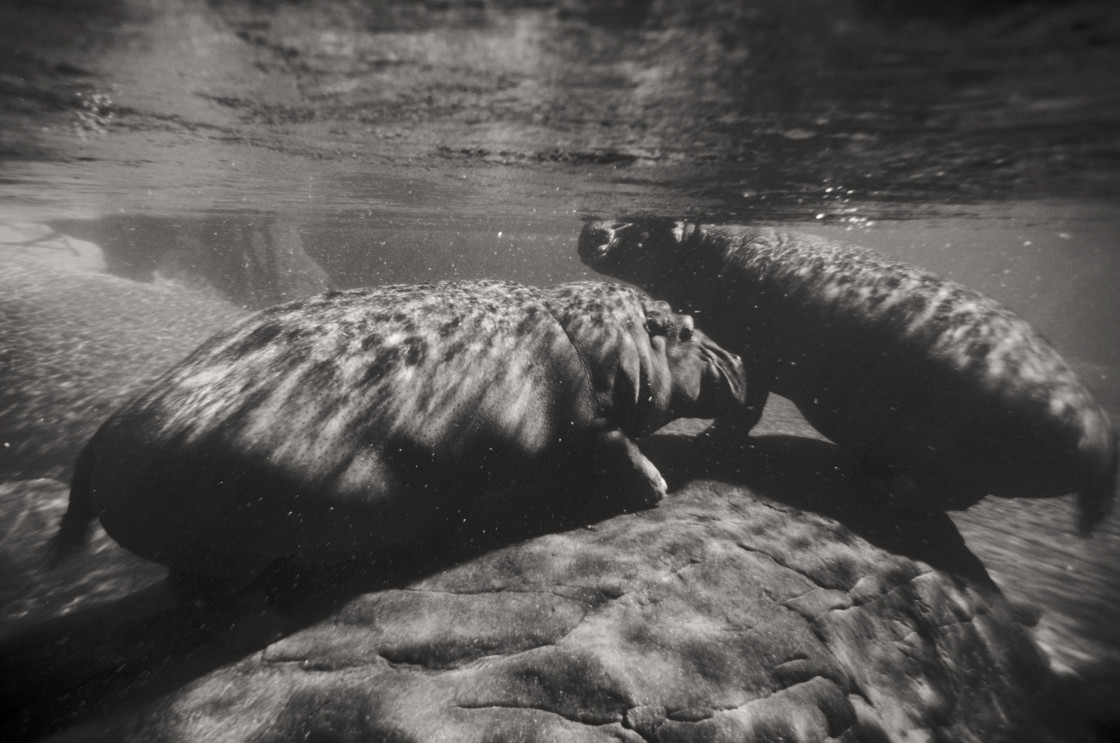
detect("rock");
top-left (60, 215), bottom-right (334, 309)
top-left (0, 223), bottom-right (105, 272)
top-left (2, 429), bottom-right (1064, 742)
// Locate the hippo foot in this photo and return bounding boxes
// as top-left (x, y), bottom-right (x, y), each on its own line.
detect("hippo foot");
top-left (613, 459), bottom-right (667, 511)
top-left (594, 429), bottom-right (667, 511)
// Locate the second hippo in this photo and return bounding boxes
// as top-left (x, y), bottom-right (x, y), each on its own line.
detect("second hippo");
top-left (51, 280), bottom-right (746, 582)
top-left (579, 219), bottom-right (1117, 532)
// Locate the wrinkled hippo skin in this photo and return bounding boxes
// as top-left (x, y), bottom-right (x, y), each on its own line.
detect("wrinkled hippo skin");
top-left (51, 280), bottom-right (745, 583)
top-left (578, 219), bottom-right (1118, 534)
top-left (5, 430), bottom-right (1069, 743)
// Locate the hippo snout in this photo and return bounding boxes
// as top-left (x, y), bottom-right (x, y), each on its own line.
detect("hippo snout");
top-left (698, 335), bottom-right (747, 411)
top-left (578, 222), bottom-right (615, 265)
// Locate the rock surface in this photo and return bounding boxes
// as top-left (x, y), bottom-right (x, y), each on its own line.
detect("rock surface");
top-left (2, 427), bottom-right (1063, 742)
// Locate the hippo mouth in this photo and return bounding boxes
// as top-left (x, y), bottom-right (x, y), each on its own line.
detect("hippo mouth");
top-left (699, 345), bottom-right (747, 412)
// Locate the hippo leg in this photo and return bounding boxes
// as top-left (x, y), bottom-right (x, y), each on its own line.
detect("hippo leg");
top-left (699, 400), bottom-right (766, 440)
top-left (167, 567), bottom-right (295, 650)
top-left (851, 454), bottom-right (993, 515)
top-left (592, 429), bottom-right (668, 510)
top-left (694, 371), bottom-right (771, 458)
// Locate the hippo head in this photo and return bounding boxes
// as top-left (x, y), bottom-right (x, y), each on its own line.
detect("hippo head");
top-left (543, 282), bottom-right (746, 437)
top-left (636, 298), bottom-right (746, 435)
top-left (578, 218), bottom-right (689, 291)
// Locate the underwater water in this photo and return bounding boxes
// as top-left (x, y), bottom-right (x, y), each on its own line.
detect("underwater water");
top-left (2, 0), bottom-right (1119, 737)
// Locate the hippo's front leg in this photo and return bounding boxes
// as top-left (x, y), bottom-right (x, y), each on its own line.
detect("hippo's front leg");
top-left (592, 429), bottom-right (668, 511)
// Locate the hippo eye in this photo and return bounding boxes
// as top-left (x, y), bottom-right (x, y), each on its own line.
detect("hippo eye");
top-left (679, 314), bottom-right (695, 341)
top-left (645, 317), bottom-right (669, 337)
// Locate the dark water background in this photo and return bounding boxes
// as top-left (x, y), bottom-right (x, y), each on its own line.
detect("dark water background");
top-left (2, 0), bottom-right (1120, 735)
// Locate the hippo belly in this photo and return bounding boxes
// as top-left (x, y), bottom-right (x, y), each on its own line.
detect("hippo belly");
top-left (788, 319), bottom-right (1098, 500)
top-left (772, 271), bottom-right (1111, 504)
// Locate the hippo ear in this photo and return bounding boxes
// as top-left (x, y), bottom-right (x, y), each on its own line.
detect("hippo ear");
top-left (679, 314), bottom-right (694, 341)
top-left (642, 297), bottom-right (677, 338)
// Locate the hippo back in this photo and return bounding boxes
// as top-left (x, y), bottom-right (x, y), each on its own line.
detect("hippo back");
top-left (580, 219), bottom-right (1118, 530)
top-left (83, 281), bottom-right (600, 567)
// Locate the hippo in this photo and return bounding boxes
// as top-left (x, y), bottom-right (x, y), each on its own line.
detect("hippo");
top-left (50, 280), bottom-right (746, 582)
top-left (579, 219), bottom-right (1117, 533)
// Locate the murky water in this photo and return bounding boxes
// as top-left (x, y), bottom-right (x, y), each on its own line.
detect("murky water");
top-left (2, 0), bottom-right (1120, 736)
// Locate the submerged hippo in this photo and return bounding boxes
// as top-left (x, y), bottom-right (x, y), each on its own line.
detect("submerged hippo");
top-left (51, 280), bottom-right (746, 581)
top-left (579, 219), bottom-right (1117, 532)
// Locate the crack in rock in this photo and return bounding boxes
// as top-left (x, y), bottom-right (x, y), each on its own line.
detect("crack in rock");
top-left (735, 540), bottom-right (841, 591)
top-left (454, 701), bottom-right (623, 728)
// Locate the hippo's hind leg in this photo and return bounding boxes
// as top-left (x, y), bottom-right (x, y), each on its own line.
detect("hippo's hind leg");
top-left (589, 429), bottom-right (668, 511)
top-left (165, 563), bottom-right (297, 651)
top-left (850, 455), bottom-right (991, 515)
top-left (164, 541), bottom-right (280, 605)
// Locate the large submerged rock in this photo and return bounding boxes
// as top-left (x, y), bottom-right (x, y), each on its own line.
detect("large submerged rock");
top-left (2, 427), bottom-right (1061, 742)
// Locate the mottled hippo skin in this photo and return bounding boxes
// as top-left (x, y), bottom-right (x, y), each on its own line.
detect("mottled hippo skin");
top-left (51, 279), bottom-right (745, 580)
top-left (579, 219), bottom-right (1118, 532)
